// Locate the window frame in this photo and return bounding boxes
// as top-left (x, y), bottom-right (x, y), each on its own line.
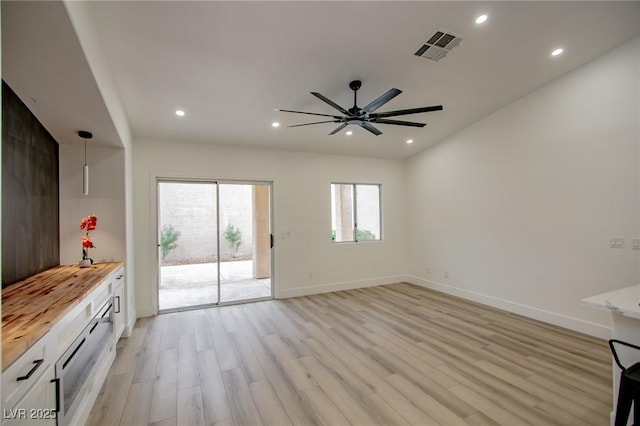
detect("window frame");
top-left (331, 182), bottom-right (382, 243)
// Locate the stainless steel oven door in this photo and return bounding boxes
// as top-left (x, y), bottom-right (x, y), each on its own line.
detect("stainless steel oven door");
top-left (54, 298), bottom-right (113, 426)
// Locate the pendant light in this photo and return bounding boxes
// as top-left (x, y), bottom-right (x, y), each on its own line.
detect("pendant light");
top-left (78, 130), bottom-right (93, 196)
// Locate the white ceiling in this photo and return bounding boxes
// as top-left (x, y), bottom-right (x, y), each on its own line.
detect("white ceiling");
top-left (3, 1), bottom-right (640, 159)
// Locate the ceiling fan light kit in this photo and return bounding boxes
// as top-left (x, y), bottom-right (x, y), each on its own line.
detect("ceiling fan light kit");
top-left (278, 80), bottom-right (443, 136)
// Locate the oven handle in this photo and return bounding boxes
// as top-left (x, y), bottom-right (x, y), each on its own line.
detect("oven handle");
top-left (51, 378), bottom-right (61, 413)
top-left (90, 302), bottom-right (114, 333)
top-left (16, 359), bottom-right (44, 381)
top-left (62, 337), bottom-right (86, 370)
top-left (101, 302), bottom-right (113, 318)
top-left (90, 319), bottom-right (99, 334)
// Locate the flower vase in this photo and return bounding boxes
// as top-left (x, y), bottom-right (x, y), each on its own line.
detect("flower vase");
top-left (79, 259), bottom-right (92, 268)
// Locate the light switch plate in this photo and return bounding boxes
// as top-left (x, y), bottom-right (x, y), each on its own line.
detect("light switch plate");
top-left (610, 236), bottom-right (625, 248)
top-left (632, 237), bottom-right (640, 250)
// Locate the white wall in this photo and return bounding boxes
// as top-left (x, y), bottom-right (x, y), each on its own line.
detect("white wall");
top-left (405, 37), bottom-right (640, 338)
top-left (59, 145), bottom-right (126, 265)
top-left (65, 0), bottom-right (137, 331)
top-left (133, 141), bottom-right (407, 317)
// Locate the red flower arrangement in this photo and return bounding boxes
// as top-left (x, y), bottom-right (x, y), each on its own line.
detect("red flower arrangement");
top-left (80, 214), bottom-right (97, 265)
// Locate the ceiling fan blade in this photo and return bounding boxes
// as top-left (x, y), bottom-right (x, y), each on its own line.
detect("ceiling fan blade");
top-left (289, 120), bottom-right (339, 128)
top-left (328, 123), bottom-right (348, 135)
top-left (358, 122), bottom-right (382, 136)
top-left (311, 92), bottom-right (349, 115)
top-left (362, 88), bottom-right (402, 113)
top-left (277, 109), bottom-right (341, 119)
top-left (371, 105), bottom-right (443, 118)
top-left (370, 118), bottom-right (426, 127)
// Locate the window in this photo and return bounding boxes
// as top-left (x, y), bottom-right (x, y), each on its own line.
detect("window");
top-left (331, 183), bottom-right (381, 242)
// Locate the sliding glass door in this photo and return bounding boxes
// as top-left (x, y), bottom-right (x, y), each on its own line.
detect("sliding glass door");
top-left (218, 183), bottom-right (272, 304)
top-left (157, 180), bottom-right (272, 311)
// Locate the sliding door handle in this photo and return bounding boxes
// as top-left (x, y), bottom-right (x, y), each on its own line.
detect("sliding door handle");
top-left (270, 234), bottom-right (274, 249)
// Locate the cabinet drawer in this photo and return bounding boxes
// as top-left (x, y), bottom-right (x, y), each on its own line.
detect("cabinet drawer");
top-left (1, 333), bottom-right (53, 409)
top-left (113, 266), bottom-right (126, 340)
top-left (114, 267), bottom-right (124, 289)
top-left (1, 364), bottom-right (56, 426)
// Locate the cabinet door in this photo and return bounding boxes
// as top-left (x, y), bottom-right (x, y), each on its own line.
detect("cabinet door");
top-left (114, 283), bottom-right (125, 340)
top-left (2, 365), bottom-right (56, 426)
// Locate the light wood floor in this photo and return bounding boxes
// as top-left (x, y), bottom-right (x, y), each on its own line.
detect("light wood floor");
top-left (89, 283), bottom-right (612, 426)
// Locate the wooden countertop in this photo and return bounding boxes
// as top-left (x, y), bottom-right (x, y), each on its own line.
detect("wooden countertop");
top-left (2, 262), bottom-right (123, 371)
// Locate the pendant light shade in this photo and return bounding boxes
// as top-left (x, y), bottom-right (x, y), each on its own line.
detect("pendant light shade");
top-left (79, 131), bottom-right (93, 196)
top-left (83, 164), bottom-right (89, 196)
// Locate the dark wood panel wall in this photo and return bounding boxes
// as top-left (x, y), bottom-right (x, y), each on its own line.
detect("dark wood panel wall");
top-left (2, 81), bottom-right (60, 287)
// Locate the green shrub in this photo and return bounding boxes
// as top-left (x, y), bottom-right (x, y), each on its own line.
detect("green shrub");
top-left (160, 225), bottom-right (180, 260)
top-left (356, 229), bottom-right (376, 241)
top-left (331, 228), bottom-right (376, 241)
top-left (224, 224), bottom-right (243, 257)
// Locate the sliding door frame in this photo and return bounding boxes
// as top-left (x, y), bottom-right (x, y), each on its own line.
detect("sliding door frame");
top-left (155, 177), bottom-right (274, 313)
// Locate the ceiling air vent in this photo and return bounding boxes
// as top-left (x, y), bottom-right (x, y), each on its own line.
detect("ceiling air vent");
top-left (414, 29), bottom-right (464, 62)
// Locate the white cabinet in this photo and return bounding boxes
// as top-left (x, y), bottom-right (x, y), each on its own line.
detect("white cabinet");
top-left (113, 267), bottom-right (126, 340)
top-left (2, 263), bottom-right (126, 426)
top-left (2, 365), bottom-right (56, 426)
top-left (582, 285), bottom-right (640, 425)
top-left (2, 333), bottom-right (53, 414)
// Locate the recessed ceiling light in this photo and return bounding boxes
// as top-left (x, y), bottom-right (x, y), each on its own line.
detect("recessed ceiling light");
top-left (551, 48), bottom-right (564, 57)
top-left (475, 14), bottom-right (488, 24)
top-left (406, 139), bottom-right (414, 144)
top-left (346, 130), bottom-right (353, 136)
top-left (272, 122), bottom-right (280, 128)
top-left (175, 110), bottom-right (185, 117)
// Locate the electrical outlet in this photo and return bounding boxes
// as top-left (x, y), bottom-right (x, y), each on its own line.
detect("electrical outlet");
top-left (308, 272), bottom-right (313, 280)
top-left (610, 236), bottom-right (625, 248)
top-left (280, 230), bottom-right (293, 240)
top-left (444, 270), bottom-right (449, 278)
top-left (632, 237), bottom-right (640, 250)
top-left (426, 267), bottom-right (431, 274)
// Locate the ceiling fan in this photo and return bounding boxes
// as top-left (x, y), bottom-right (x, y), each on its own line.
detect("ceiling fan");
top-left (277, 80), bottom-right (443, 136)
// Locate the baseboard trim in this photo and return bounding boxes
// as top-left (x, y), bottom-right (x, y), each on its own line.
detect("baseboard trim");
top-left (406, 275), bottom-right (611, 339)
top-left (277, 275), bottom-right (406, 299)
